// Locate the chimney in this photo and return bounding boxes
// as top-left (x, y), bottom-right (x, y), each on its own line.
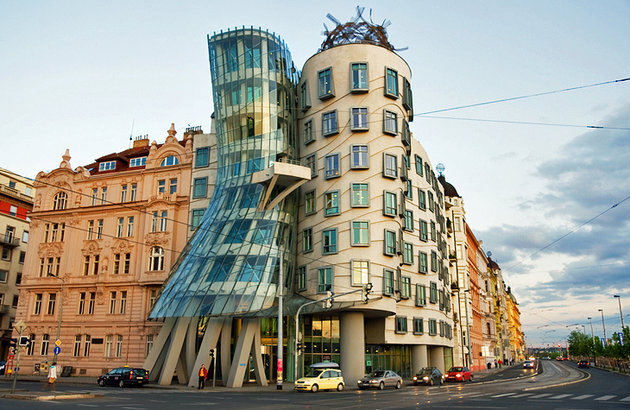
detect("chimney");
top-left (133, 135), bottom-right (150, 148)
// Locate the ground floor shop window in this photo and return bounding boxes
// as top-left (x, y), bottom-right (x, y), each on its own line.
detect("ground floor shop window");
top-left (364, 344), bottom-right (412, 378)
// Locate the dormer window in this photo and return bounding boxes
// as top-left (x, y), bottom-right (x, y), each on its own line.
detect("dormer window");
top-left (99, 161), bottom-right (116, 171)
top-left (160, 156), bottom-right (179, 167)
top-left (130, 157), bottom-right (147, 167)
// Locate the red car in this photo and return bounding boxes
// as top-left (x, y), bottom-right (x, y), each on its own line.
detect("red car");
top-left (445, 366), bottom-right (472, 382)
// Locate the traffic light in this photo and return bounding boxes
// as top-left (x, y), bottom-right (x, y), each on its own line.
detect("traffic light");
top-left (209, 348), bottom-right (214, 358)
top-left (296, 343), bottom-right (303, 355)
top-left (19, 336), bottom-right (30, 346)
top-left (362, 283), bottom-right (373, 304)
top-left (323, 291), bottom-right (333, 309)
top-left (9, 338), bottom-right (17, 348)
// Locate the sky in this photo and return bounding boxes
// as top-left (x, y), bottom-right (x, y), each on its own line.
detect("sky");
top-left (2, 0), bottom-right (629, 347)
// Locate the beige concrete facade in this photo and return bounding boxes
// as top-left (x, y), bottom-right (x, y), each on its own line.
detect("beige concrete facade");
top-left (296, 43), bottom-right (454, 379)
top-left (13, 125), bottom-right (192, 376)
top-left (0, 167), bottom-right (33, 360)
top-left (187, 122), bottom-right (217, 238)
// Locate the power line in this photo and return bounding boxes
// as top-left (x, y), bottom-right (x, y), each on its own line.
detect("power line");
top-left (415, 77), bottom-right (630, 116)
top-left (418, 115), bottom-right (630, 131)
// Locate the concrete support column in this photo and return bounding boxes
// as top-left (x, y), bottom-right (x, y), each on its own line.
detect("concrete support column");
top-left (429, 346), bottom-right (445, 372)
top-left (340, 312), bottom-right (364, 386)
top-left (411, 345), bottom-right (428, 374)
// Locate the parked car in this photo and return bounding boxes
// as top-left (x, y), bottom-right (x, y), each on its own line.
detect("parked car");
top-left (444, 366), bottom-right (472, 382)
top-left (412, 367), bottom-right (443, 386)
top-left (523, 360), bottom-right (535, 369)
top-left (294, 363), bottom-right (344, 392)
top-left (357, 370), bottom-right (403, 390)
top-left (0, 361), bottom-right (6, 375)
top-left (577, 360), bottom-right (590, 368)
top-left (98, 367), bottom-right (149, 387)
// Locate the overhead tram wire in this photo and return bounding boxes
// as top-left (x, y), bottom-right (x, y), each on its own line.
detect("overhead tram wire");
top-left (416, 115), bottom-right (630, 131)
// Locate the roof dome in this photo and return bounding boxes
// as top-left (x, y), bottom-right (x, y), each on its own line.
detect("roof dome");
top-left (438, 175), bottom-right (460, 197)
top-left (488, 258), bottom-right (500, 270)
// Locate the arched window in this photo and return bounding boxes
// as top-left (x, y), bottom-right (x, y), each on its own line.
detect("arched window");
top-left (160, 156), bottom-right (179, 167)
top-left (149, 246), bottom-right (164, 271)
top-left (53, 192), bottom-right (68, 210)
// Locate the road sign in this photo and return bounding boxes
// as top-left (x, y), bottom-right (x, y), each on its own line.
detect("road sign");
top-left (14, 320), bottom-right (26, 334)
top-left (55, 339), bottom-right (61, 347)
top-left (53, 346), bottom-right (61, 355)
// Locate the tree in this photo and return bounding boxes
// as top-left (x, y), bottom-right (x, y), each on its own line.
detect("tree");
top-left (567, 330), bottom-right (593, 357)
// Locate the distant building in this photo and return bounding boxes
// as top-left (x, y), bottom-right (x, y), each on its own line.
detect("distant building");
top-left (187, 120), bottom-right (217, 237)
top-left (13, 125), bottom-right (193, 376)
top-left (506, 286), bottom-right (524, 361)
top-left (488, 258), bottom-right (510, 362)
top-left (0, 167), bottom-right (33, 360)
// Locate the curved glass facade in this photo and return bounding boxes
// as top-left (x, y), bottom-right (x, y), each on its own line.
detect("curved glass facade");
top-left (150, 28), bottom-right (299, 319)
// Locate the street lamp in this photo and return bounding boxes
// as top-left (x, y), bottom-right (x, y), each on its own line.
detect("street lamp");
top-left (588, 316), bottom-right (596, 366)
top-left (598, 309), bottom-right (607, 345)
top-left (48, 273), bottom-right (65, 362)
top-left (613, 295), bottom-right (625, 330)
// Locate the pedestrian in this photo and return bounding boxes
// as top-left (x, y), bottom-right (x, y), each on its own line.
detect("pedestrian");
top-left (498, 359), bottom-right (503, 368)
top-left (494, 360), bottom-right (498, 368)
top-left (198, 364), bottom-right (208, 389)
top-left (42, 362), bottom-right (57, 392)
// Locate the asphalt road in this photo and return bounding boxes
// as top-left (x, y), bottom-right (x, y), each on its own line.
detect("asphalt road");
top-left (0, 360), bottom-right (628, 409)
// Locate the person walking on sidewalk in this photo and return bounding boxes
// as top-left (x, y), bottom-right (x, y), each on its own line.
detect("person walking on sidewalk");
top-left (198, 364), bottom-right (208, 389)
top-left (42, 362), bottom-right (57, 392)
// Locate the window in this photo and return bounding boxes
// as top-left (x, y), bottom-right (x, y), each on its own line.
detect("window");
top-left (351, 107), bottom-right (368, 131)
top-left (385, 67), bottom-right (398, 98)
top-left (454, 217), bottom-right (461, 232)
top-left (116, 335), bottom-right (124, 357)
top-left (302, 228), bottom-right (313, 253)
top-left (191, 209), bottom-right (205, 230)
top-left (127, 216), bottom-right (134, 237)
top-left (384, 229), bottom-right (397, 256)
top-left (19, 251), bottom-right (25, 264)
top-left (403, 242), bottom-right (413, 265)
top-left (116, 218), bottom-right (124, 237)
top-left (159, 211), bottom-right (168, 231)
top-left (429, 282), bottom-right (438, 303)
top-left (45, 223), bottom-right (65, 242)
top-left (395, 316), bottom-right (407, 333)
top-left (318, 67), bottom-right (334, 99)
top-left (158, 180), bottom-right (166, 194)
top-left (401, 277), bottom-right (411, 299)
top-left (74, 335), bottom-right (82, 357)
top-left (430, 221), bottom-right (437, 242)
top-left (91, 188), bottom-right (98, 205)
top-left (130, 157), bottom-right (146, 167)
top-left (403, 77), bottom-right (414, 116)
top-left (225, 219), bottom-right (252, 243)
top-left (100, 187), bottom-right (107, 204)
top-left (195, 147), bottom-right (210, 167)
top-left (149, 246), bottom-right (164, 271)
top-left (53, 192), bottom-right (67, 210)
top-left (383, 110), bottom-right (398, 135)
top-left (419, 220), bottom-right (428, 242)
top-left (160, 156), bottom-right (179, 167)
top-left (383, 191), bottom-right (397, 217)
top-left (297, 266), bottom-right (307, 291)
top-left (78, 292), bottom-right (86, 314)
top-left (351, 63), bottom-right (368, 91)
top-left (113, 253), bottom-right (131, 274)
top-left (304, 190), bottom-right (316, 215)
top-left (415, 155), bottom-right (423, 176)
top-left (404, 210), bottom-right (414, 231)
top-left (41, 334), bottom-right (50, 356)
top-left (418, 189), bottom-right (426, 210)
top-left (383, 153), bottom-right (397, 178)
top-left (322, 110), bottom-right (338, 136)
top-left (84, 335), bottom-right (91, 356)
top-left (317, 267), bottom-right (333, 293)
top-left (429, 319), bottom-right (438, 336)
top-left (428, 191), bottom-right (435, 212)
top-left (130, 183), bottom-right (137, 201)
top-left (27, 334), bottom-right (35, 355)
top-left (303, 119), bottom-right (314, 144)
top-left (96, 219), bottom-right (103, 239)
top-left (146, 335), bottom-right (154, 357)
top-left (425, 163), bottom-right (431, 182)
top-left (383, 269), bottom-right (395, 295)
top-left (109, 291), bottom-right (117, 314)
top-left (149, 289), bottom-right (158, 309)
top-left (105, 335), bottom-right (113, 358)
top-left (325, 153), bottom-right (340, 179)
top-left (120, 291), bottom-right (127, 314)
top-left (405, 180), bottom-right (413, 198)
top-left (21, 230), bottom-right (28, 243)
top-left (34, 293), bottom-right (42, 315)
top-left (47, 293), bottom-right (56, 315)
top-left (351, 183), bottom-right (369, 207)
top-left (324, 191), bottom-right (340, 216)
top-left (120, 184), bottom-right (128, 202)
top-left (322, 229), bottom-right (337, 254)
top-left (305, 153), bottom-right (317, 177)
top-left (413, 318), bottom-right (424, 335)
top-left (169, 178), bottom-right (178, 194)
top-left (88, 292), bottom-right (95, 314)
top-left (9, 205), bottom-right (17, 216)
top-left (402, 120), bottom-right (411, 146)
top-left (351, 260), bottom-right (369, 286)
top-left (350, 145), bottom-right (368, 169)
top-left (12, 294), bottom-right (18, 308)
top-left (419, 252), bottom-right (428, 274)
top-left (300, 81), bottom-right (312, 111)
top-left (99, 161), bottom-right (116, 171)
top-left (1, 248), bottom-right (10, 261)
top-left (431, 251), bottom-right (438, 272)
top-left (351, 221), bottom-right (369, 246)
top-left (193, 177), bottom-right (208, 198)
top-left (416, 284), bottom-right (426, 306)
top-left (0, 270), bottom-right (7, 283)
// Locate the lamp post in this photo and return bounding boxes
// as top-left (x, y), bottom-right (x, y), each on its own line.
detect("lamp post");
top-left (49, 274), bottom-right (65, 362)
top-left (613, 295), bottom-right (625, 330)
top-left (277, 254), bottom-right (283, 390)
top-left (463, 289), bottom-right (471, 368)
top-left (598, 309), bottom-right (607, 345)
top-left (588, 316), bottom-right (596, 366)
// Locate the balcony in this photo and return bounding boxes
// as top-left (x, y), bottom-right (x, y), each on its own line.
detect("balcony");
top-left (251, 158), bottom-right (311, 211)
top-left (0, 305), bottom-right (11, 315)
top-left (0, 234), bottom-right (19, 247)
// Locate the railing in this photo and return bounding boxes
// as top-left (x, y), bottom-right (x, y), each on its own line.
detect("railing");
top-left (0, 234), bottom-right (19, 247)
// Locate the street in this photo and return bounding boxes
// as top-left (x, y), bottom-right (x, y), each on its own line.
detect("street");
top-left (1, 361), bottom-right (628, 409)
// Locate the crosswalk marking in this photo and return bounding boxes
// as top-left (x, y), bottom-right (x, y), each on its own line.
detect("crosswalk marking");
top-left (491, 392), bottom-right (516, 397)
top-left (548, 394), bottom-right (572, 399)
top-left (571, 394), bottom-right (594, 400)
top-left (528, 393), bottom-right (552, 399)
top-left (620, 396), bottom-right (630, 402)
top-left (594, 395), bottom-right (616, 401)
top-left (511, 393), bottom-right (534, 398)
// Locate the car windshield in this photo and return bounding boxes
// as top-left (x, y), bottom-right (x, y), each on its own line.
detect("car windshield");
top-left (306, 369), bottom-right (324, 378)
top-left (448, 367), bottom-right (463, 372)
top-left (417, 368), bottom-right (433, 375)
top-left (370, 371), bottom-right (386, 377)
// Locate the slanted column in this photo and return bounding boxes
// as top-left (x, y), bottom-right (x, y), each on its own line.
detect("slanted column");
top-left (340, 312), bottom-right (364, 386)
top-left (412, 345), bottom-right (428, 374)
top-left (429, 346), bottom-right (445, 372)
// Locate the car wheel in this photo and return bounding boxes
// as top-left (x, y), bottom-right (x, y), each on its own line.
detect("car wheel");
top-left (98, 379), bottom-right (105, 387)
top-left (337, 383), bottom-right (344, 392)
top-left (311, 384), bottom-right (318, 393)
top-left (379, 381), bottom-right (385, 390)
top-left (395, 380), bottom-right (401, 389)
top-left (119, 380), bottom-right (125, 388)
top-left (358, 386), bottom-right (365, 390)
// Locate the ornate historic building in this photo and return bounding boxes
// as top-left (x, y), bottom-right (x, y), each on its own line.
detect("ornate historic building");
top-left (13, 126), bottom-right (193, 376)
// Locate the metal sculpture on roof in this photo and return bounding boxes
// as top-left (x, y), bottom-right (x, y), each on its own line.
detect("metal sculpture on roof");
top-left (320, 6), bottom-right (404, 52)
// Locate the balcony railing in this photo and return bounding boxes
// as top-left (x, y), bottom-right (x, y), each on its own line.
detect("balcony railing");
top-left (0, 234), bottom-right (19, 247)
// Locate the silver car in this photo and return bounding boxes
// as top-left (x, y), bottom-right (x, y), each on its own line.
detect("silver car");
top-left (357, 370), bottom-right (403, 390)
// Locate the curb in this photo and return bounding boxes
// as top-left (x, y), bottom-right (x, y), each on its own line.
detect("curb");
top-left (472, 363), bottom-right (542, 386)
top-left (1, 393), bottom-right (105, 401)
top-left (523, 367), bottom-right (590, 391)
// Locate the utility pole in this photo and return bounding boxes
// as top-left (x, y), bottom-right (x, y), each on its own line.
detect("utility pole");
top-left (588, 316), bottom-right (596, 366)
top-left (598, 309), bottom-right (607, 344)
top-left (277, 255), bottom-right (283, 390)
top-left (614, 295), bottom-right (625, 330)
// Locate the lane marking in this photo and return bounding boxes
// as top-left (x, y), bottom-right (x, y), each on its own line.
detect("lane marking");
top-left (595, 395), bottom-right (616, 401)
top-left (491, 392), bottom-right (516, 397)
top-left (571, 394), bottom-right (594, 400)
top-left (510, 393), bottom-right (534, 398)
top-left (620, 396), bottom-right (630, 402)
top-left (528, 393), bottom-right (552, 399)
top-left (548, 394), bottom-right (572, 399)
